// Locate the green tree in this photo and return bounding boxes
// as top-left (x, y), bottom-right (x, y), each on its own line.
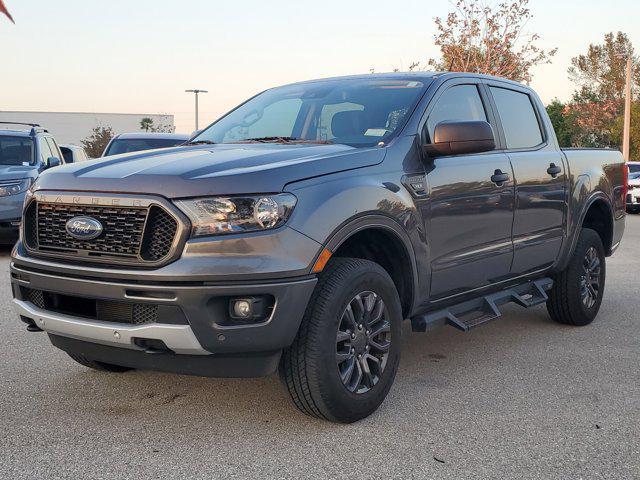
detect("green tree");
top-left (569, 31), bottom-right (639, 105)
top-left (140, 117), bottom-right (154, 132)
top-left (546, 99), bottom-right (575, 147)
top-left (81, 125), bottom-right (114, 158)
top-left (566, 32), bottom-right (638, 149)
top-left (612, 101), bottom-right (640, 160)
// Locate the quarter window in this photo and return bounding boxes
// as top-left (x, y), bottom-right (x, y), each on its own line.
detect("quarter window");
top-left (426, 85), bottom-right (487, 140)
top-left (490, 87), bottom-right (543, 149)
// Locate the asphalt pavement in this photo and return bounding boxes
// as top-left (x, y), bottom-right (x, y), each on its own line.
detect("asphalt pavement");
top-left (1, 217), bottom-right (639, 479)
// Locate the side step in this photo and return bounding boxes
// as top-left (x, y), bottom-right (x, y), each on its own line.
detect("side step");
top-left (411, 278), bottom-right (553, 333)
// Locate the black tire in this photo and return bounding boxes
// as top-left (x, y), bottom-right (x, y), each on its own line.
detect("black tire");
top-left (279, 258), bottom-right (402, 423)
top-left (547, 228), bottom-right (606, 326)
top-left (67, 352), bottom-right (133, 372)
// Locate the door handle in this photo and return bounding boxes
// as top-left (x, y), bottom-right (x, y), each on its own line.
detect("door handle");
top-left (491, 169), bottom-right (510, 186)
top-left (547, 163), bottom-right (562, 177)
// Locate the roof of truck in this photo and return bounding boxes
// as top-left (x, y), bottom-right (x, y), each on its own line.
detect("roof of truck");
top-left (284, 71), bottom-right (526, 88)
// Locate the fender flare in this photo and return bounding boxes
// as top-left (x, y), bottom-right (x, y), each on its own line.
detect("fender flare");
top-left (313, 213), bottom-right (420, 316)
top-left (558, 191), bottom-right (614, 271)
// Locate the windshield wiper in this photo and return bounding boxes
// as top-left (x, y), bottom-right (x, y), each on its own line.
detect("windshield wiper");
top-left (238, 137), bottom-right (332, 144)
top-left (185, 139), bottom-right (216, 145)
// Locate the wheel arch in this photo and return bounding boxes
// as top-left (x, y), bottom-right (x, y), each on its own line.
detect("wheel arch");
top-left (318, 214), bottom-right (419, 319)
top-left (558, 192), bottom-right (615, 272)
top-left (581, 197), bottom-right (614, 254)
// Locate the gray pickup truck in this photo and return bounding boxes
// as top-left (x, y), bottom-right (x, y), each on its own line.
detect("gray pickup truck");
top-left (11, 73), bottom-right (626, 423)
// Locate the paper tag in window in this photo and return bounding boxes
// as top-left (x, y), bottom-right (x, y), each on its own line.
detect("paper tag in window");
top-left (364, 128), bottom-right (389, 137)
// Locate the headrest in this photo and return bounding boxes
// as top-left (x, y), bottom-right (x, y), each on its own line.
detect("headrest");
top-left (331, 110), bottom-right (366, 138)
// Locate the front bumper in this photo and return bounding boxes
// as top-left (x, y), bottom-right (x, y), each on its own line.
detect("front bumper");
top-left (11, 260), bottom-right (318, 376)
top-left (627, 190), bottom-right (640, 207)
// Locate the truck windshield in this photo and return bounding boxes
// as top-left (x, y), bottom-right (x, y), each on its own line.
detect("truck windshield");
top-left (193, 78), bottom-right (429, 147)
top-left (104, 138), bottom-right (187, 157)
top-left (0, 136), bottom-right (35, 166)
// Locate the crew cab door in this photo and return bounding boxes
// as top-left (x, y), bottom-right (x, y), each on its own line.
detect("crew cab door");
top-left (486, 84), bottom-right (567, 275)
top-left (421, 81), bottom-right (515, 299)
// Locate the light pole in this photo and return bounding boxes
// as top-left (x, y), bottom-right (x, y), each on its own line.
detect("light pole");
top-left (622, 57), bottom-right (632, 162)
top-left (185, 89), bottom-right (208, 131)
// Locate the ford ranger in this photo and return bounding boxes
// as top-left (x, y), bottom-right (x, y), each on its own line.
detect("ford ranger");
top-left (11, 73), bottom-right (626, 423)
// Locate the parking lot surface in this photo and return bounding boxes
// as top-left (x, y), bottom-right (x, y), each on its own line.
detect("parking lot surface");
top-left (1, 217), bottom-right (639, 479)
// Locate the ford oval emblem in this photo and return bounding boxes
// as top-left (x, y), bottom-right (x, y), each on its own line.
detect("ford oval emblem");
top-left (65, 216), bottom-right (103, 240)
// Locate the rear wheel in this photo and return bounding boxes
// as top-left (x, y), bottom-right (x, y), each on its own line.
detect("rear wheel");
top-left (547, 228), bottom-right (606, 326)
top-left (279, 258), bottom-right (402, 423)
top-left (67, 352), bottom-right (133, 372)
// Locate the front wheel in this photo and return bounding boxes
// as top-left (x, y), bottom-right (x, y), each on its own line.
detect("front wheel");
top-left (279, 258), bottom-right (402, 423)
top-left (547, 228), bottom-right (606, 326)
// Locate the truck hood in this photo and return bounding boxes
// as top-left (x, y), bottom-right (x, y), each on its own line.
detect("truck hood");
top-left (0, 165), bottom-right (38, 182)
top-left (33, 143), bottom-right (385, 197)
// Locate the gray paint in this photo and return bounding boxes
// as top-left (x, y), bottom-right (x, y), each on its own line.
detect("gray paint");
top-left (10, 72), bottom-right (626, 371)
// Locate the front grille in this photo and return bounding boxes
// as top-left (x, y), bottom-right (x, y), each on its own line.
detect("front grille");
top-left (24, 287), bottom-right (45, 309)
top-left (22, 287), bottom-right (161, 325)
top-left (24, 200), bottom-right (179, 265)
top-left (140, 206), bottom-right (179, 261)
top-left (37, 203), bottom-right (147, 256)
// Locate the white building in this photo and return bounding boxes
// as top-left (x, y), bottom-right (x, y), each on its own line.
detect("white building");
top-left (0, 111), bottom-right (175, 145)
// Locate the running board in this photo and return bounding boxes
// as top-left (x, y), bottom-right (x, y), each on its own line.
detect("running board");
top-left (411, 278), bottom-right (553, 333)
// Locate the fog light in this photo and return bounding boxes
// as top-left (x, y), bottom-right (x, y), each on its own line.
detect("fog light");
top-left (228, 296), bottom-right (271, 322)
top-left (233, 299), bottom-right (253, 318)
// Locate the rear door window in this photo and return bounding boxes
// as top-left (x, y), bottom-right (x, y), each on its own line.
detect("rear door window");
top-left (426, 85), bottom-right (488, 141)
top-left (490, 87), bottom-right (544, 149)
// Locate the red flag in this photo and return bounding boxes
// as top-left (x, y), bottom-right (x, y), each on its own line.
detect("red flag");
top-left (0, 0), bottom-right (14, 23)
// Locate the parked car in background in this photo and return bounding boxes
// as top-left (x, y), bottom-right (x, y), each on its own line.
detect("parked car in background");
top-left (102, 132), bottom-right (190, 157)
top-left (626, 171), bottom-right (640, 213)
top-left (627, 161), bottom-right (640, 174)
top-left (11, 73), bottom-right (626, 422)
top-left (60, 144), bottom-right (89, 163)
top-left (0, 122), bottom-right (63, 244)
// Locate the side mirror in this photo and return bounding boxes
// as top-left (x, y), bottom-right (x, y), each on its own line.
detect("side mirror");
top-left (423, 121), bottom-right (496, 158)
top-left (46, 156), bottom-right (61, 168)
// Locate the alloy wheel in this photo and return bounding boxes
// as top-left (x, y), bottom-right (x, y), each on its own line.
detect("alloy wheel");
top-left (580, 246), bottom-right (602, 309)
top-left (336, 291), bottom-right (391, 394)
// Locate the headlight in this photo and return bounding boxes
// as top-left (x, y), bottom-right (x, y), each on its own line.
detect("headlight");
top-left (175, 193), bottom-right (297, 237)
top-left (0, 178), bottom-right (32, 197)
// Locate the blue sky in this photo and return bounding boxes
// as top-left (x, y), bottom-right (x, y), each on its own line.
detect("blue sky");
top-left (1, 0), bottom-right (639, 133)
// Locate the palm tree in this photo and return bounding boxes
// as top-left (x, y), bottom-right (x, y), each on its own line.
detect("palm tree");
top-left (140, 118), bottom-right (154, 132)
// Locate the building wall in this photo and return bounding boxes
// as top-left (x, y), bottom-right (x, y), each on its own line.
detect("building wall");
top-left (0, 111), bottom-right (175, 145)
